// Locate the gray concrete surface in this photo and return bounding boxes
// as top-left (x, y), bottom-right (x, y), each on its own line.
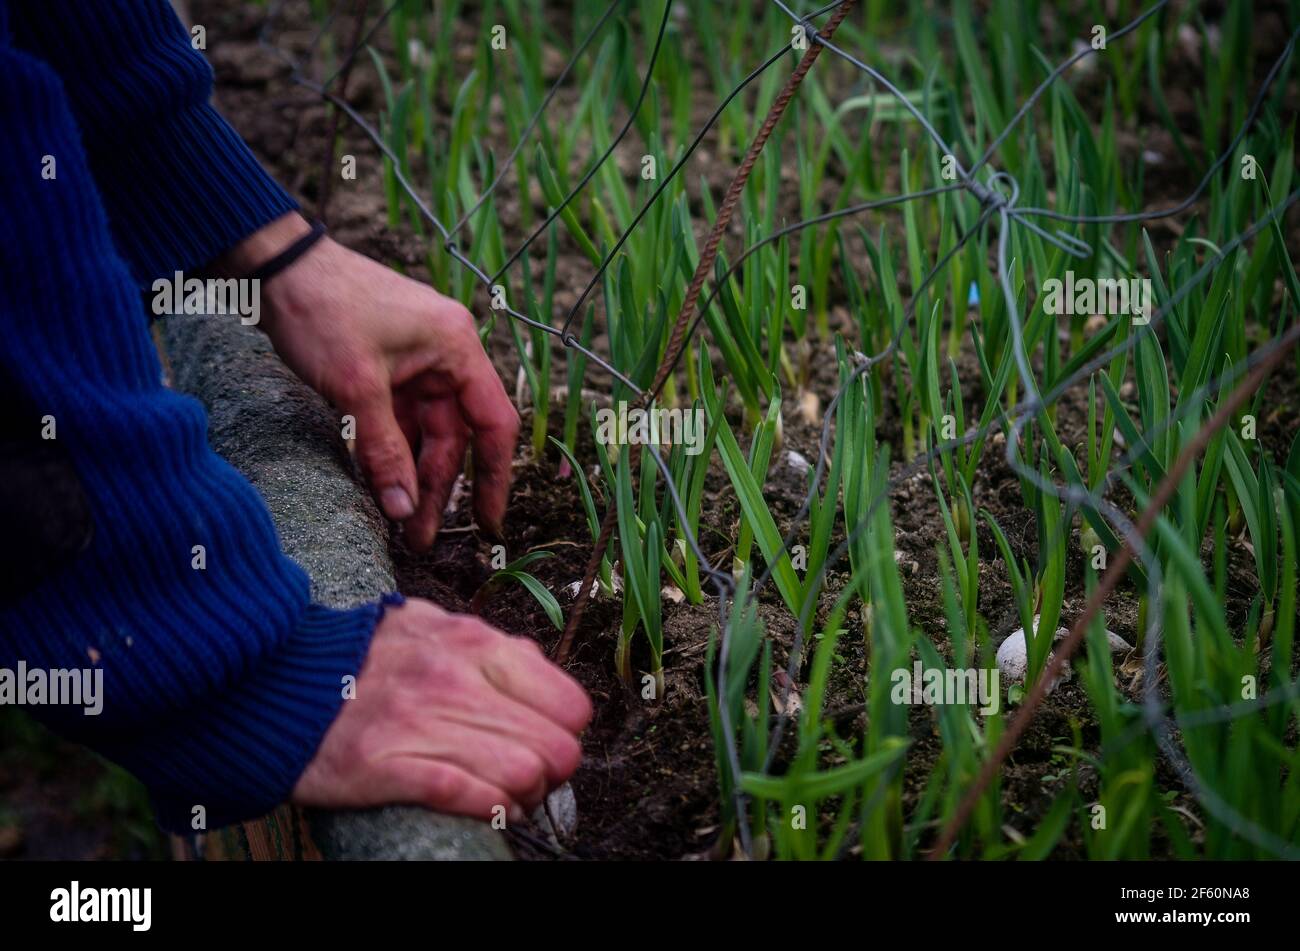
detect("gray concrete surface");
top-left (161, 314), bottom-right (512, 861)
top-left (310, 806), bottom-right (512, 861)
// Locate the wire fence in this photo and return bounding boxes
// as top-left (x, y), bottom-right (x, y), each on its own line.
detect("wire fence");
top-left (258, 0), bottom-right (1300, 858)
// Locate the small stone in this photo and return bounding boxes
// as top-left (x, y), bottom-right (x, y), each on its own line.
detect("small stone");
top-left (408, 38), bottom-right (431, 70)
top-left (444, 473), bottom-right (471, 516)
top-left (785, 449), bottom-right (812, 476)
top-left (534, 782), bottom-right (578, 841)
top-left (563, 572), bottom-right (620, 600)
top-left (995, 615), bottom-right (1131, 692)
top-left (563, 579), bottom-right (598, 600)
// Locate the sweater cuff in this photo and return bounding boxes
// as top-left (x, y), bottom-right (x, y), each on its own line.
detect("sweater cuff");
top-left (92, 100), bottom-right (299, 287)
top-left (100, 600), bottom-right (384, 836)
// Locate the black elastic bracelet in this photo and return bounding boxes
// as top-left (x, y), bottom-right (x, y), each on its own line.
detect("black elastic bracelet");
top-left (246, 219), bottom-right (328, 284)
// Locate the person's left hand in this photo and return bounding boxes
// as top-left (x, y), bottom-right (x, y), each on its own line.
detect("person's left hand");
top-left (218, 213), bottom-right (519, 549)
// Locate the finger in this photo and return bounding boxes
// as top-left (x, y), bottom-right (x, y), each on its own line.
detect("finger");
top-left (400, 719), bottom-right (550, 809)
top-left (453, 347), bottom-right (519, 535)
top-left (406, 399), bottom-right (470, 551)
top-left (350, 376), bottom-right (419, 520)
top-left (392, 389), bottom-right (423, 452)
top-left (444, 685), bottom-right (584, 787)
top-left (484, 636), bottom-right (594, 735)
top-left (375, 756), bottom-right (525, 824)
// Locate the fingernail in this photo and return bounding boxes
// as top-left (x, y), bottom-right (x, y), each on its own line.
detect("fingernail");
top-left (380, 486), bottom-right (415, 519)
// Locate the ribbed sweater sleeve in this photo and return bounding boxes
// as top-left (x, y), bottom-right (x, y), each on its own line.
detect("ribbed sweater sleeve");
top-left (0, 11), bottom-right (380, 833)
top-left (8, 0), bottom-right (299, 286)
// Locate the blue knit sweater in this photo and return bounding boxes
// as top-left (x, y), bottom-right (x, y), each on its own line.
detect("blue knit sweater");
top-left (0, 1), bottom-right (383, 833)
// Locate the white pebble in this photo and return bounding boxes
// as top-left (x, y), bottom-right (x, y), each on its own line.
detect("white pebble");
top-left (785, 450), bottom-right (812, 475)
top-left (995, 615), bottom-right (1131, 692)
top-left (533, 782), bottom-right (578, 841)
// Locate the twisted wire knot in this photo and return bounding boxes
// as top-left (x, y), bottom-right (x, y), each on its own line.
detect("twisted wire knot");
top-left (967, 170), bottom-right (1020, 211)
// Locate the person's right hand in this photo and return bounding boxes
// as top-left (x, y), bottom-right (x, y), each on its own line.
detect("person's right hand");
top-left (292, 598), bottom-right (591, 823)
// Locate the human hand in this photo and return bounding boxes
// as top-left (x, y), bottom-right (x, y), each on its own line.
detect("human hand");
top-left (292, 598), bottom-right (591, 821)
top-left (223, 214), bottom-right (519, 549)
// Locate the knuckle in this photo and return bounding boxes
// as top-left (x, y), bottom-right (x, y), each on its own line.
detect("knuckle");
top-left (359, 430), bottom-right (407, 471)
top-left (484, 389), bottom-right (521, 435)
top-left (501, 747), bottom-right (545, 793)
top-left (422, 763), bottom-right (465, 807)
top-left (503, 406), bottom-right (522, 439)
top-left (442, 302), bottom-right (476, 335)
top-left (335, 360), bottom-right (386, 408)
top-left (371, 425), bottom-right (406, 453)
top-left (549, 733), bottom-right (583, 778)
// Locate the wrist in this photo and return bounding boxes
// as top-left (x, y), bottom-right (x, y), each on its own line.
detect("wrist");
top-left (211, 212), bottom-right (314, 279)
top-left (214, 213), bottom-right (331, 337)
